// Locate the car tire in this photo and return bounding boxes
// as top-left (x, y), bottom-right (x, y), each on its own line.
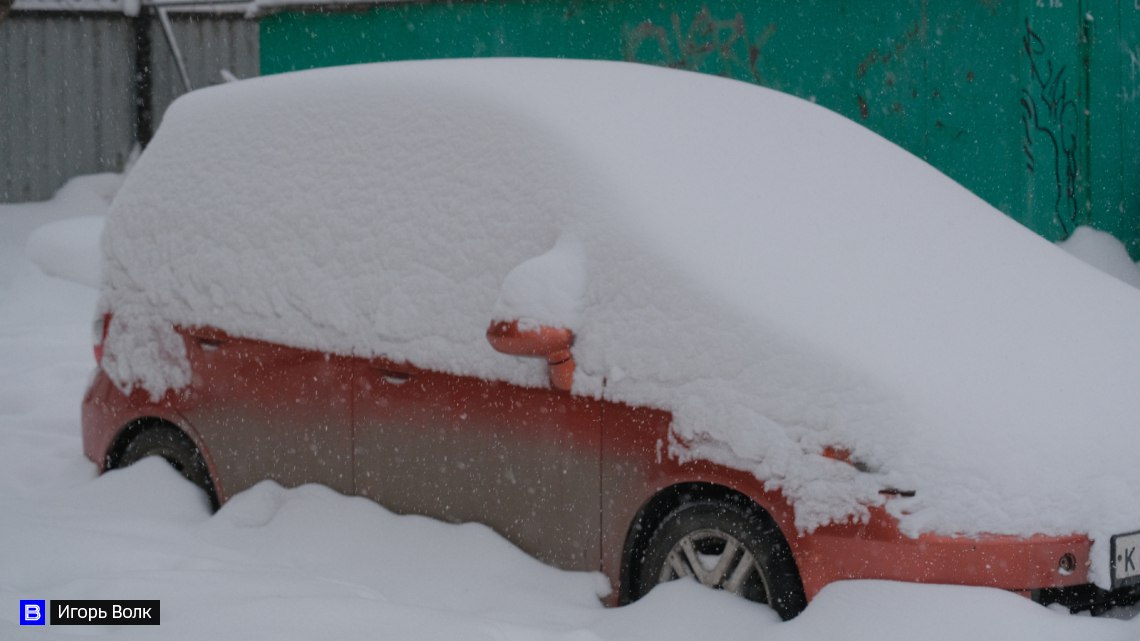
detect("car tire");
top-left (634, 497), bottom-right (807, 620)
top-left (116, 425), bottom-right (219, 510)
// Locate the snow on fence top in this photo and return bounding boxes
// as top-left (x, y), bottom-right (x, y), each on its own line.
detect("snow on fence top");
top-left (10, 0), bottom-right (397, 16)
top-left (12, 0), bottom-right (191, 14)
top-left (99, 58), bottom-right (1140, 586)
top-left (11, 0), bottom-right (126, 11)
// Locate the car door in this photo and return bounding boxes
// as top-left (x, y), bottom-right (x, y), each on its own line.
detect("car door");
top-left (353, 356), bottom-right (603, 571)
top-left (176, 327), bottom-right (355, 498)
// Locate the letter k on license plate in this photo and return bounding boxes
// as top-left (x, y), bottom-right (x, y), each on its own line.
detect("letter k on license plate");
top-left (1112, 531), bottom-right (1140, 587)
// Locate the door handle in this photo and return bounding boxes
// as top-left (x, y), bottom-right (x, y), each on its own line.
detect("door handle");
top-left (191, 335), bottom-right (227, 351)
top-left (373, 367), bottom-right (411, 385)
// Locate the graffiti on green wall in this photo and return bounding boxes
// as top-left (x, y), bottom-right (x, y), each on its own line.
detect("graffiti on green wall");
top-left (1020, 19), bottom-right (1080, 234)
top-left (622, 8), bottom-right (775, 84)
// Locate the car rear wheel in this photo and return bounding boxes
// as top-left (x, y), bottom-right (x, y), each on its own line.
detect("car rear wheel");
top-left (634, 497), bottom-right (806, 620)
top-left (116, 425), bottom-right (219, 510)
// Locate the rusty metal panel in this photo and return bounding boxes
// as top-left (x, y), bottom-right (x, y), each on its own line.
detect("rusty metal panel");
top-left (0, 13), bottom-right (135, 202)
top-left (148, 12), bottom-right (259, 130)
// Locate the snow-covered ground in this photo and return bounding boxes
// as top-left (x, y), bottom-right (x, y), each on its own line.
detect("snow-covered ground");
top-left (2, 175), bottom-right (1140, 640)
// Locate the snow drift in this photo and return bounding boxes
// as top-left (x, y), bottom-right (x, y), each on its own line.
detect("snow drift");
top-left (99, 58), bottom-right (1140, 586)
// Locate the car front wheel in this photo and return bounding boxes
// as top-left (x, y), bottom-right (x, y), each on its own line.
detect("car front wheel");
top-left (635, 497), bottom-right (806, 620)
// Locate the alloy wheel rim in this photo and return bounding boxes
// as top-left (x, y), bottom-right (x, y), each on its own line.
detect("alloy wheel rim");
top-left (657, 528), bottom-right (769, 601)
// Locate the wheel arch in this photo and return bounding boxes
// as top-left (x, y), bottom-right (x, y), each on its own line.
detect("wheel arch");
top-left (618, 481), bottom-right (803, 606)
top-left (105, 416), bottom-right (225, 507)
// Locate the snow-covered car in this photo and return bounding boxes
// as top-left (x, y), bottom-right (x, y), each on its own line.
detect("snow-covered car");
top-left (82, 58), bottom-right (1140, 617)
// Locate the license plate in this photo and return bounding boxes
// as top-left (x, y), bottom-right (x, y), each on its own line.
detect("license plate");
top-left (1112, 530), bottom-right (1140, 587)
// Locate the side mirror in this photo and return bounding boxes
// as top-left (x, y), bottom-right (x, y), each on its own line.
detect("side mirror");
top-left (486, 320), bottom-right (575, 392)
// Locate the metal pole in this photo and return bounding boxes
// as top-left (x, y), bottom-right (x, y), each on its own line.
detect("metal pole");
top-left (157, 6), bottom-right (193, 93)
top-left (133, 11), bottom-right (154, 147)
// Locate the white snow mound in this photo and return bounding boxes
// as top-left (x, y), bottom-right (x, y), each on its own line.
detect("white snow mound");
top-left (27, 216), bottom-right (106, 288)
top-left (99, 58), bottom-right (1140, 586)
top-left (1058, 225), bottom-right (1140, 289)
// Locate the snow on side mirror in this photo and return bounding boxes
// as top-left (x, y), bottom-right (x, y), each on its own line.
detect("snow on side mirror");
top-left (489, 237), bottom-right (586, 392)
top-left (486, 320), bottom-right (575, 392)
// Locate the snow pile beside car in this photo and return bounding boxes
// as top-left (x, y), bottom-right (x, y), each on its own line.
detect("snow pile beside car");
top-left (99, 58), bottom-right (1140, 584)
top-left (1058, 226), bottom-right (1140, 289)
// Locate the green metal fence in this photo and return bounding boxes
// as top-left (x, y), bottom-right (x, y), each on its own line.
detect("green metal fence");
top-left (261, 1), bottom-right (1140, 256)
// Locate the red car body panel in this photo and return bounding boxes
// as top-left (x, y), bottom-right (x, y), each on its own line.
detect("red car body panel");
top-left (82, 325), bottom-right (1092, 605)
top-left (352, 353), bottom-right (603, 571)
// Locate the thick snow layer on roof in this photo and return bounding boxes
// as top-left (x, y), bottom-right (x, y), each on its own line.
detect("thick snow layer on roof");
top-left (100, 58), bottom-right (1140, 585)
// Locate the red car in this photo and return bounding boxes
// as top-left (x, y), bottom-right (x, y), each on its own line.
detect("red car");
top-left (83, 58), bottom-right (1140, 617)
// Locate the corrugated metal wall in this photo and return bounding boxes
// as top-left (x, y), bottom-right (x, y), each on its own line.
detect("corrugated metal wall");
top-left (0, 10), bottom-right (258, 203)
top-left (149, 14), bottom-right (259, 130)
top-left (0, 13), bottom-right (136, 203)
